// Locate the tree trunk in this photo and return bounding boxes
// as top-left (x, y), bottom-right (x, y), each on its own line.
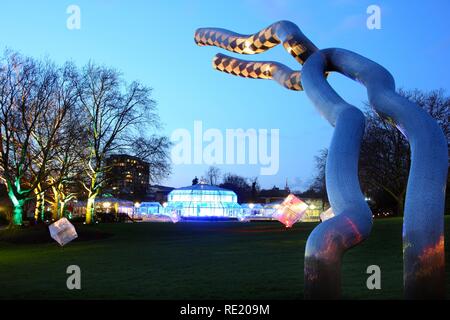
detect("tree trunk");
top-left (40, 192), bottom-right (45, 221)
top-left (51, 185), bottom-right (60, 220)
top-left (7, 185), bottom-right (25, 226)
top-left (34, 190), bottom-right (41, 222)
top-left (85, 171), bottom-right (99, 224)
top-left (86, 195), bottom-right (96, 224)
top-left (397, 197), bottom-right (404, 216)
top-left (59, 201), bottom-right (65, 219)
top-left (12, 204), bottom-right (23, 226)
top-left (58, 187), bottom-right (69, 219)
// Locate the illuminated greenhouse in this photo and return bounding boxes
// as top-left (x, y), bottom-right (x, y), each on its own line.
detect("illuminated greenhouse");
top-left (241, 203), bottom-right (264, 216)
top-left (136, 202), bottom-right (163, 215)
top-left (165, 183), bottom-right (241, 218)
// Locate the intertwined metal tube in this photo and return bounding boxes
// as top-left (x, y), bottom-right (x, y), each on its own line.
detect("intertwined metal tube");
top-left (194, 21), bottom-right (447, 299)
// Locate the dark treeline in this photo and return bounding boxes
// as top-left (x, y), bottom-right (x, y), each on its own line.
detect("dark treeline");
top-left (310, 89), bottom-right (449, 215)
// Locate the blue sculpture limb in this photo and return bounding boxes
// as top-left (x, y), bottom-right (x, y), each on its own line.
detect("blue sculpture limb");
top-left (303, 48), bottom-right (448, 299)
top-left (195, 20), bottom-right (448, 299)
top-left (301, 51), bottom-right (373, 299)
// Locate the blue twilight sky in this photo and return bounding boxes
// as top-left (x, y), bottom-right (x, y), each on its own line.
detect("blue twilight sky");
top-left (0, 0), bottom-right (449, 190)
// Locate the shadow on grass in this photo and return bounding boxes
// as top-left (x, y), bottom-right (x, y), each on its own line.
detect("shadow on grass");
top-left (0, 223), bottom-right (113, 244)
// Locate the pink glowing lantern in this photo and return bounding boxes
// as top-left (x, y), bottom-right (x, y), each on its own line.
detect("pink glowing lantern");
top-left (273, 194), bottom-right (309, 228)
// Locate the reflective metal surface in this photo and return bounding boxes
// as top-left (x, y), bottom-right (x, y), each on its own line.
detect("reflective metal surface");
top-left (308, 48), bottom-right (447, 299)
top-left (301, 51), bottom-right (372, 299)
top-left (195, 21), bottom-right (447, 300)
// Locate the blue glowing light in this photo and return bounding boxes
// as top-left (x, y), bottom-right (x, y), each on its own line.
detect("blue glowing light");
top-left (165, 184), bottom-right (241, 218)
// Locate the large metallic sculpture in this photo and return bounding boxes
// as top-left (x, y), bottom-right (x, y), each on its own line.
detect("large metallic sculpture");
top-left (195, 21), bottom-right (448, 299)
top-left (302, 49), bottom-right (447, 299)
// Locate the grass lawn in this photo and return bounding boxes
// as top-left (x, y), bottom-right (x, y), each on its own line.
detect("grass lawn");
top-left (0, 217), bottom-right (449, 300)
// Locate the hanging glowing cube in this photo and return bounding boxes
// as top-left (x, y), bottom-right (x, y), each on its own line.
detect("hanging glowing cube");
top-left (320, 207), bottom-right (335, 222)
top-left (170, 211), bottom-right (181, 223)
top-left (48, 217), bottom-right (78, 246)
top-left (273, 194), bottom-right (309, 228)
top-left (238, 214), bottom-right (249, 222)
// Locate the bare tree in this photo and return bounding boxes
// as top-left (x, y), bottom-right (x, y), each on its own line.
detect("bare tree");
top-left (309, 148), bottom-right (328, 207)
top-left (122, 135), bottom-right (171, 183)
top-left (311, 149), bottom-right (327, 192)
top-left (360, 89), bottom-right (449, 215)
top-left (76, 62), bottom-right (158, 224)
top-left (220, 173), bottom-right (252, 202)
top-left (27, 62), bottom-right (81, 222)
top-left (249, 176), bottom-right (260, 202)
top-left (358, 111), bottom-right (409, 215)
top-left (0, 52), bottom-right (72, 226)
top-left (46, 97), bottom-right (88, 220)
top-left (204, 166), bottom-right (221, 185)
top-left (398, 89), bottom-right (449, 160)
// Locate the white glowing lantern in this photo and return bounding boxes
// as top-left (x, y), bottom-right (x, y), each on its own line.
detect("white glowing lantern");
top-left (238, 214), bottom-right (248, 222)
top-left (48, 217), bottom-right (78, 246)
top-left (273, 194), bottom-right (308, 228)
top-left (170, 212), bottom-right (180, 223)
top-left (320, 207), bottom-right (335, 222)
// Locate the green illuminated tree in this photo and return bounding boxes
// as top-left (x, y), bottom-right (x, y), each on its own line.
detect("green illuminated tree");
top-left (0, 52), bottom-right (74, 226)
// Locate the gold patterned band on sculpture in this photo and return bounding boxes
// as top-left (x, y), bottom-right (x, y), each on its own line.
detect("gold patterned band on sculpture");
top-left (195, 20), bottom-right (318, 64)
top-left (213, 53), bottom-right (303, 91)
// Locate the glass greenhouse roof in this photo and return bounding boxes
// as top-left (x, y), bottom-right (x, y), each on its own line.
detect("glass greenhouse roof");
top-left (241, 203), bottom-right (264, 209)
top-left (139, 202), bottom-right (162, 208)
top-left (166, 183), bottom-right (241, 218)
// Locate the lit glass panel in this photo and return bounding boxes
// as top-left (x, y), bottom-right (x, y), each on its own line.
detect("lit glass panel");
top-left (165, 184), bottom-right (241, 218)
